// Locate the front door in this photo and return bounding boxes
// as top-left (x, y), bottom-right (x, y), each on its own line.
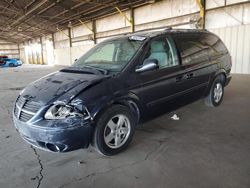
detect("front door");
top-left (135, 36), bottom-right (185, 110)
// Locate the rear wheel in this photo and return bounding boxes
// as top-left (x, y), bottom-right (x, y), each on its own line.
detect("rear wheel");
top-left (205, 75), bottom-right (225, 107)
top-left (92, 105), bottom-right (136, 156)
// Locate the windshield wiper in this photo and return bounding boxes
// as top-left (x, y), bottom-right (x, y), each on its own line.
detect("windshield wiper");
top-left (83, 65), bottom-right (109, 75)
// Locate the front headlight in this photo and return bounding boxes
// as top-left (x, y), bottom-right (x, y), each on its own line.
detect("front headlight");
top-left (44, 103), bottom-right (90, 120)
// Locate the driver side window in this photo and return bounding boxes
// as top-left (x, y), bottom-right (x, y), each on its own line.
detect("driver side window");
top-left (144, 37), bottom-right (178, 69)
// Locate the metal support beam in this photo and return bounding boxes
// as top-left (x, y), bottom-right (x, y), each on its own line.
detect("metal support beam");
top-left (17, 43), bottom-right (20, 60)
top-left (68, 28), bottom-right (72, 48)
top-left (196, 0), bottom-right (206, 29)
top-left (115, 6), bottom-right (134, 32)
top-left (40, 37), bottom-right (44, 64)
top-left (10, 0), bottom-right (48, 27)
top-left (92, 20), bottom-right (97, 44)
top-left (79, 19), bottom-right (97, 44)
top-left (52, 33), bottom-right (55, 49)
top-left (130, 8), bottom-right (135, 32)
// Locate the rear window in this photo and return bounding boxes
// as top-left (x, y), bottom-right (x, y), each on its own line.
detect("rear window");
top-left (200, 33), bottom-right (228, 57)
top-left (173, 33), bottom-right (228, 66)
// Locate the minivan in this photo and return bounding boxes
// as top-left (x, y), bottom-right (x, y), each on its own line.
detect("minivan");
top-left (13, 28), bottom-right (232, 156)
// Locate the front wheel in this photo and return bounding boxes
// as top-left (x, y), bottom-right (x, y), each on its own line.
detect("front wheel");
top-left (92, 105), bottom-right (136, 156)
top-left (205, 75), bottom-right (225, 107)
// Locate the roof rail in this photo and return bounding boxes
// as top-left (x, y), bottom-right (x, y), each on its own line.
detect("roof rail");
top-left (132, 26), bottom-right (172, 34)
top-left (164, 26), bottom-right (172, 30)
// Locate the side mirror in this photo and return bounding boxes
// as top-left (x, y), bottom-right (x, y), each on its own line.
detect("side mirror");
top-left (135, 59), bottom-right (159, 73)
top-left (74, 59), bottom-right (78, 62)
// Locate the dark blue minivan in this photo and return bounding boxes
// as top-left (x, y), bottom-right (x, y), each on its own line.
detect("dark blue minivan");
top-left (13, 29), bottom-right (232, 156)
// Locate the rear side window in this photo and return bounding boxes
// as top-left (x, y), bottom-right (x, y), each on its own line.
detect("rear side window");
top-left (173, 33), bottom-right (210, 65)
top-left (200, 33), bottom-right (228, 58)
top-left (173, 33), bottom-right (228, 66)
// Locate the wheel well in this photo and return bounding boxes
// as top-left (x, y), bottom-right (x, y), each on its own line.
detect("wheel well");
top-left (93, 100), bottom-right (141, 126)
top-left (205, 72), bottom-right (227, 97)
top-left (112, 100), bottom-right (140, 123)
top-left (217, 72), bottom-right (226, 85)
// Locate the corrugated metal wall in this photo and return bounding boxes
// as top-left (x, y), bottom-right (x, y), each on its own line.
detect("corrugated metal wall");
top-left (0, 41), bottom-right (20, 59)
top-left (19, 0), bottom-right (250, 74)
top-left (210, 24), bottom-right (250, 74)
top-left (206, 1), bottom-right (250, 74)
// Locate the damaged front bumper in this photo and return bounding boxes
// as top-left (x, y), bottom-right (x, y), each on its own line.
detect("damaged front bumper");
top-left (13, 115), bottom-right (94, 152)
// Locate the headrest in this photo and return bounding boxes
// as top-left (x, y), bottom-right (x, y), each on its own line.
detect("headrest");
top-left (150, 41), bottom-right (165, 53)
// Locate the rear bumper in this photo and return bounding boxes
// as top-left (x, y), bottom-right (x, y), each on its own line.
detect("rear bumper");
top-left (13, 116), bottom-right (94, 152)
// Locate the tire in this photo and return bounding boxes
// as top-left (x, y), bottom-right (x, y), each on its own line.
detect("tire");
top-left (92, 105), bottom-right (136, 156)
top-left (9, 63), bottom-right (14, 67)
top-left (205, 75), bottom-right (225, 107)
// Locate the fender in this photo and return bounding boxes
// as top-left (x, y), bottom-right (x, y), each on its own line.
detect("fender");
top-left (90, 91), bottom-right (143, 124)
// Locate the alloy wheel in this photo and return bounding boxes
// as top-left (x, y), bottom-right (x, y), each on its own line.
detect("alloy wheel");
top-left (103, 114), bottom-right (131, 149)
top-left (214, 83), bottom-right (223, 103)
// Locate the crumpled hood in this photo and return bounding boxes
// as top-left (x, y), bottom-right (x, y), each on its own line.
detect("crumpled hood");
top-left (20, 71), bottom-right (107, 105)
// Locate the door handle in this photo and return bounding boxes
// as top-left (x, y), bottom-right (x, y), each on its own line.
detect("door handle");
top-left (186, 73), bottom-right (194, 79)
top-left (176, 75), bottom-right (184, 82)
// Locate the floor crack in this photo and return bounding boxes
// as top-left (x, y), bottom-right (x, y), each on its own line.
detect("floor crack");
top-left (59, 160), bottom-right (141, 188)
top-left (30, 146), bottom-right (44, 188)
top-left (144, 137), bottom-right (169, 160)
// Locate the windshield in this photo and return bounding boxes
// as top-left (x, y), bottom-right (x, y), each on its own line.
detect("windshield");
top-left (72, 37), bottom-right (144, 73)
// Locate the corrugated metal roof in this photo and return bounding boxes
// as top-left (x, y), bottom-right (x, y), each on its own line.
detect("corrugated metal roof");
top-left (0, 0), bottom-right (152, 43)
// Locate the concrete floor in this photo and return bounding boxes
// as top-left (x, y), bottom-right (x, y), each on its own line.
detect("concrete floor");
top-left (0, 65), bottom-right (250, 188)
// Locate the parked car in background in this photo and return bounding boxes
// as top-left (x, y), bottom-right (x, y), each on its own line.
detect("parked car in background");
top-left (13, 28), bottom-right (232, 156)
top-left (0, 57), bottom-right (22, 67)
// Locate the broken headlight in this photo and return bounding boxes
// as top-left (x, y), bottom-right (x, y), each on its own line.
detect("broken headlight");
top-left (44, 103), bottom-right (90, 120)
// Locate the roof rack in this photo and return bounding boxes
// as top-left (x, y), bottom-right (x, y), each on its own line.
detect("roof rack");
top-left (132, 26), bottom-right (172, 34)
top-left (164, 26), bottom-right (172, 30)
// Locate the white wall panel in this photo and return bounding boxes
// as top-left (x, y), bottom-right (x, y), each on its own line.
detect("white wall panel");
top-left (70, 45), bottom-right (93, 63)
top-left (54, 45), bottom-right (93, 66)
top-left (96, 27), bottom-right (131, 38)
top-left (71, 23), bottom-right (92, 38)
top-left (54, 29), bottom-right (69, 41)
top-left (227, 0), bottom-right (249, 4)
top-left (206, 4), bottom-right (250, 28)
top-left (206, 0), bottom-right (249, 9)
top-left (96, 11), bottom-right (131, 32)
top-left (134, 0), bottom-right (198, 25)
top-left (206, 0), bottom-right (224, 9)
top-left (210, 24), bottom-right (250, 74)
top-left (206, 6), bottom-right (243, 28)
top-left (134, 13), bottom-right (198, 31)
top-left (0, 41), bottom-right (19, 59)
top-left (54, 48), bottom-right (71, 66)
top-left (19, 49), bottom-right (25, 61)
top-left (242, 25), bottom-right (250, 74)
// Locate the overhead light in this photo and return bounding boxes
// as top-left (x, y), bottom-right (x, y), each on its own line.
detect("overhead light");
top-left (68, 21), bottom-right (72, 28)
top-left (18, 26), bottom-right (22, 32)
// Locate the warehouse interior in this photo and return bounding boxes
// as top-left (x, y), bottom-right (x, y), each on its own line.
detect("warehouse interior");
top-left (0, 0), bottom-right (250, 188)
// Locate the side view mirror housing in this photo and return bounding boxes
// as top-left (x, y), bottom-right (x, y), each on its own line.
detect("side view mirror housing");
top-left (135, 59), bottom-right (159, 73)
